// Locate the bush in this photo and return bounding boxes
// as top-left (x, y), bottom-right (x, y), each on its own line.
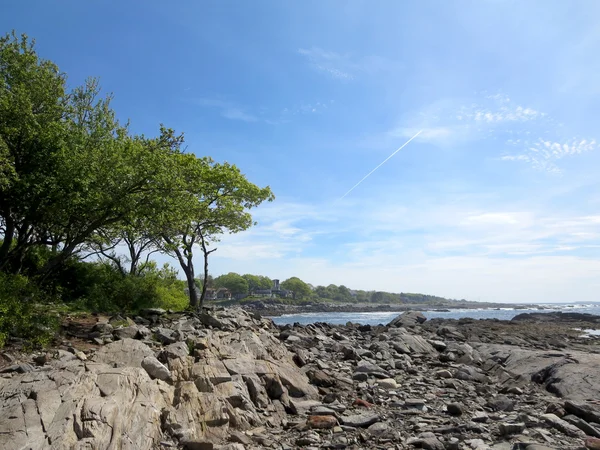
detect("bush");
top-left (62, 260), bottom-right (188, 313)
top-left (0, 273), bottom-right (59, 349)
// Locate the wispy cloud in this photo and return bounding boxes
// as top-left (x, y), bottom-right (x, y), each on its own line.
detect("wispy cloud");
top-left (196, 98), bottom-right (258, 122)
top-left (298, 47), bottom-right (354, 79)
top-left (456, 93), bottom-right (544, 124)
top-left (297, 47), bottom-right (400, 80)
top-left (501, 138), bottom-right (597, 174)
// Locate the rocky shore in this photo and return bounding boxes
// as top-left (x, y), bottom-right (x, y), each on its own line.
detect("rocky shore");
top-left (241, 302), bottom-right (535, 317)
top-left (1, 308), bottom-right (600, 449)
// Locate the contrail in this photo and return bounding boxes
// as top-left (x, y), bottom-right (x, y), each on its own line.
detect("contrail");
top-left (340, 129), bottom-right (423, 200)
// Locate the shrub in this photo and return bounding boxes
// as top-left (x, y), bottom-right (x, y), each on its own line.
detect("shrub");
top-left (62, 260), bottom-right (188, 313)
top-left (0, 273), bottom-right (59, 349)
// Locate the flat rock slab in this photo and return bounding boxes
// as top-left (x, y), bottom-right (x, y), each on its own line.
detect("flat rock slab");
top-left (341, 413), bottom-right (380, 428)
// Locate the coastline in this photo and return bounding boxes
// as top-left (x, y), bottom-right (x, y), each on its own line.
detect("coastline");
top-left (240, 300), bottom-right (539, 317)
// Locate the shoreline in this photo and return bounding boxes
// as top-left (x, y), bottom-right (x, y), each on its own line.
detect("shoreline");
top-left (240, 301), bottom-right (544, 317)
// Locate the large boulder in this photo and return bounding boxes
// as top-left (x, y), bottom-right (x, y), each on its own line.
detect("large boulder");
top-left (387, 311), bottom-right (427, 328)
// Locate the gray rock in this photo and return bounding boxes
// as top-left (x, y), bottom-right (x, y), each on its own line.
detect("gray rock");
top-left (367, 421), bottom-right (390, 435)
top-left (564, 400), bottom-right (600, 424)
top-left (388, 311), bottom-right (427, 327)
top-left (155, 327), bottom-right (178, 344)
top-left (562, 414), bottom-right (600, 437)
top-left (498, 422), bottom-right (525, 435)
top-left (486, 395), bottom-right (514, 412)
top-left (113, 325), bottom-right (139, 340)
top-left (376, 378), bottom-right (398, 389)
top-left (341, 413), bottom-right (380, 428)
top-left (141, 356), bottom-right (171, 381)
top-left (93, 338), bottom-right (155, 368)
top-left (541, 413), bottom-right (586, 438)
top-left (446, 402), bottom-right (464, 416)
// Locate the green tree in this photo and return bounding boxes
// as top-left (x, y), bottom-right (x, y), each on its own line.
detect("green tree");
top-left (281, 277), bottom-right (311, 300)
top-left (214, 272), bottom-right (248, 296)
top-left (160, 154), bottom-right (273, 308)
top-left (0, 32), bottom-right (183, 279)
top-left (243, 274), bottom-right (272, 292)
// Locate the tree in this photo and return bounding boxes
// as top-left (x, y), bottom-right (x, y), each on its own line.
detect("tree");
top-left (160, 154), bottom-right (274, 308)
top-left (281, 277), bottom-right (311, 300)
top-left (243, 274), bottom-right (272, 292)
top-left (214, 272), bottom-right (248, 296)
top-left (0, 32), bottom-right (184, 279)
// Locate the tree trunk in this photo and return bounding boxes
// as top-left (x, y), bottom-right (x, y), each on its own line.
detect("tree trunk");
top-left (199, 234), bottom-right (216, 311)
top-left (0, 217), bottom-right (15, 270)
top-left (183, 264), bottom-right (198, 308)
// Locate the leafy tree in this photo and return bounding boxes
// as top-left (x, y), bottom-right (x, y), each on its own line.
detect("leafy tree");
top-left (243, 274), bottom-right (272, 292)
top-left (160, 154), bottom-right (273, 308)
top-left (214, 272), bottom-right (248, 296)
top-left (281, 277), bottom-right (311, 300)
top-left (0, 32), bottom-right (184, 279)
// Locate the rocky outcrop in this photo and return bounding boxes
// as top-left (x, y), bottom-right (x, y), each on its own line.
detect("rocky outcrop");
top-left (0, 309), bottom-right (316, 450)
top-left (1, 309), bottom-right (600, 449)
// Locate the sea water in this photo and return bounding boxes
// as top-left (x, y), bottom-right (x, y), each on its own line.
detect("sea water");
top-left (269, 304), bottom-right (600, 326)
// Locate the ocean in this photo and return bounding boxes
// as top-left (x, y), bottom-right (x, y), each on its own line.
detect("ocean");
top-left (269, 304), bottom-right (600, 326)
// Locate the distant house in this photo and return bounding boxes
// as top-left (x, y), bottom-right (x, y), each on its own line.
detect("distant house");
top-left (215, 287), bottom-right (232, 300)
top-left (204, 288), bottom-right (217, 300)
top-left (252, 289), bottom-right (273, 297)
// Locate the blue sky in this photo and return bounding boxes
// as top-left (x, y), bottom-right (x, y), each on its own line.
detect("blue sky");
top-left (5, 1), bottom-right (600, 303)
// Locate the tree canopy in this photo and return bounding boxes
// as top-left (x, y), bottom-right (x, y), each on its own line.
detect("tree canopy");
top-left (214, 272), bottom-right (249, 296)
top-left (0, 31), bottom-right (273, 310)
top-left (281, 277), bottom-right (311, 299)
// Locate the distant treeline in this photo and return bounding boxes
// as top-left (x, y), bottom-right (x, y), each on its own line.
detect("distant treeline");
top-left (205, 272), bottom-right (460, 304)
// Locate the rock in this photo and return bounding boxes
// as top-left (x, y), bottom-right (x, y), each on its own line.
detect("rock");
top-left (472, 412), bottom-right (489, 423)
top-left (307, 415), bottom-right (337, 429)
top-left (91, 322), bottom-right (113, 333)
top-left (155, 327), bottom-right (178, 344)
top-left (354, 361), bottom-right (390, 378)
top-left (586, 437), bottom-right (600, 450)
top-left (376, 378), bottom-right (398, 389)
top-left (498, 422), bottom-right (525, 435)
top-left (388, 311), bottom-right (427, 327)
top-left (541, 413), bottom-right (587, 438)
top-left (436, 369), bottom-right (453, 379)
top-left (341, 413), bottom-right (380, 428)
top-left (141, 356), bottom-right (171, 381)
top-left (367, 421), bottom-right (390, 435)
top-left (93, 338), bottom-right (155, 367)
top-left (486, 395), bottom-right (514, 412)
top-left (296, 432), bottom-right (321, 446)
top-left (308, 369), bottom-right (336, 387)
top-left (564, 400), bottom-right (600, 424)
top-left (545, 403), bottom-right (566, 417)
top-left (0, 363), bottom-right (34, 373)
top-left (562, 414), bottom-right (600, 438)
top-left (161, 341), bottom-right (191, 360)
top-left (113, 325), bottom-right (139, 340)
top-left (446, 402), bottom-right (464, 416)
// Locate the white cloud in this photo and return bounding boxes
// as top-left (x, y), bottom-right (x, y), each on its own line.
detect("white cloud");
top-left (146, 193), bottom-right (600, 303)
top-left (502, 138), bottom-right (597, 174)
top-left (298, 47), bottom-right (353, 79)
top-left (195, 98), bottom-right (258, 122)
top-left (463, 212), bottom-right (522, 225)
top-left (297, 47), bottom-right (400, 81)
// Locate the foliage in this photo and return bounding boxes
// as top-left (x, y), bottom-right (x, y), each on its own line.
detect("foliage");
top-left (281, 277), bottom-right (311, 299)
top-left (159, 154), bottom-right (274, 307)
top-left (214, 272), bottom-right (249, 295)
top-left (62, 260), bottom-right (188, 313)
top-left (242, 274), bottom-right (272, 292)
top-left (0, 29), bottom-right (272, 335)
top-left (0, 273), bottom-right (59, 348)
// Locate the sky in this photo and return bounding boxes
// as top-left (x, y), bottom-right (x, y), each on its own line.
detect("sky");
top-left (4, 1), bottom-right (600, 303)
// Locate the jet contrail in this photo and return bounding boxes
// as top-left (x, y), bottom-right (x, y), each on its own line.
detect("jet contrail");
top-left (340, 129), bottom-right (423, 200)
